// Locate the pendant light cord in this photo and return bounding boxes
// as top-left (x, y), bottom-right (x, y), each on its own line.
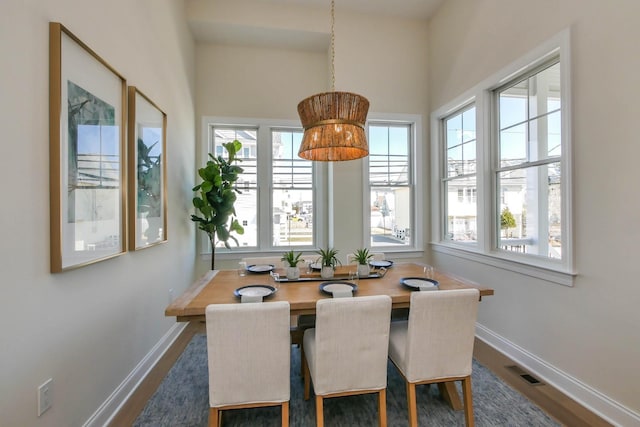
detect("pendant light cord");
top-left (330, 0), bottom-right (335, 92)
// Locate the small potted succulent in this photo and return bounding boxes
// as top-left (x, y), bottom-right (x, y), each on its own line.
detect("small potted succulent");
top-left (281, 250), bottom-right (303, 280)
top-left (351, 248), bottom-right (373, 277)
top-left (316, 247), bottom-right (341, 279)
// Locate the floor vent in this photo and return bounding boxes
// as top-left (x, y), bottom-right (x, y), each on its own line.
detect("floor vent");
top-left (505, 365), bottom-right (545, 386)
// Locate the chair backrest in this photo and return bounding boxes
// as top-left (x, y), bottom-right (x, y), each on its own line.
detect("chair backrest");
top-left (205, 301), bottom-right (291, 406)
top-left (241, 256), bottom-right (283, 269)
top-left (312, 295), bottom-right (392, 395)
top-left (404, 289), bottom-right (479, 382)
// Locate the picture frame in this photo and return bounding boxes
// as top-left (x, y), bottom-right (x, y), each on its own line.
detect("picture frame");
top-left (49, 22), bottom-right (127, 272)
top-left (127, 87), bottom-right (167, 250)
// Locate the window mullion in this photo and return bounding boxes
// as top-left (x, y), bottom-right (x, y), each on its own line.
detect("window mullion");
top-left (258, 125), bottom-right (272, 250)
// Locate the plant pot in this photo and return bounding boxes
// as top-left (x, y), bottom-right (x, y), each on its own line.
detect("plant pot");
top-left (320, 266), bottom-right (334, 279)
top-left (357, 263), bottom-right (370, 277)
top-left (286, 266), bottom-right (300, 280)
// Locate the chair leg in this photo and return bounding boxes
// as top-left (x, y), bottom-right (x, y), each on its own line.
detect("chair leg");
top-left (303, 354), bottom-right (311, 400)
top-left (281, 401), bottom-right (289, 427)
top-left (300, 343), bottom-right (306, 377)
top-left (438, 381), bottom-right (464, 410)
top-left (315, 395), bottom-right (324, 427)
top-left (406, 382), bottom-right (418, 427)
top-left (378, 389), bottom-right (387, 427)
top-left (208, 407), bottom-right (219, 427)
top-left (462, 376), bottom-right (474, 427)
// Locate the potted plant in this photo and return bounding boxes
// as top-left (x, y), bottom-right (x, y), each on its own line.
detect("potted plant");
top-left (191, 140), bottom-right (245, 269)
top-left (351, 248), bottom-right (373, 277)
top-left (281, 250), bottom-right (303, 280)
top-left (316, 247), bottom-right (341, 279)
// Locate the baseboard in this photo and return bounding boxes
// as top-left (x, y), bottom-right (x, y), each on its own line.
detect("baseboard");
top-left (82, 322), bottom-right (188, 427)
top-left (476, 323), bottom-right (640, 427)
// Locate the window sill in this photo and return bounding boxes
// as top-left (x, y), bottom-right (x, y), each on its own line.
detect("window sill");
top-left (431, 243), bottom-right (576, 286)
top-left (380, 249), bottom-right (425, 260)
top-left (201, 248), bottom-right (425, 262)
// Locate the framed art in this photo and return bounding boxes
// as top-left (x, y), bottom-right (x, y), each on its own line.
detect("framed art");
top-left (49, 22), bottom-right (127, 272)
top-left (127, 87), bottom-right (167, 250)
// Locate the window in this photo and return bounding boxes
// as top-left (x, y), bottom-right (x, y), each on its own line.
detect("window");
top-left (365, 115), bottom-right (422, 252)
top-left (206, 118), bottom-right (319, 254)
top-left (496, 60), bottom-right (562, 259)
top-left (271, 129), bottom-right (313, 246)
top-left (431, 31), bottom-right (573, 285)
top-left (211, 126), bottom-right (258, 248)
top-left (443, 105), bottom-right (477, 243)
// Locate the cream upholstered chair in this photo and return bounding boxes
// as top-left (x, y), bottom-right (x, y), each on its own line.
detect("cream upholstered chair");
top-left (388, 289), bottom-right (480, 427)
top-left (302, 295), bottom-right (392, 427)
top-left (205, 301), bottom-right (291, 427)
top-left (291, 255), bottom-right (320, 369)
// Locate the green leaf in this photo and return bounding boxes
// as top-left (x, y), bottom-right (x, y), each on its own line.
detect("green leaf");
top-left (200, 181), bottom-right (213, 193)
top-left (230, 218), bottom-right (244, 234)
top-left (193, 197), bottom-right (204, 209)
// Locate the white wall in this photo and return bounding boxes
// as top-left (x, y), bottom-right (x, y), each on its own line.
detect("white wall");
top-left (331, 10), bottom-right (429, 260)
top-left (0, 1), bottom-right (196, 426)
top-left (428, 0), bottom-right (640, 421)
top-left (191, 0), bottom-right (429, 273)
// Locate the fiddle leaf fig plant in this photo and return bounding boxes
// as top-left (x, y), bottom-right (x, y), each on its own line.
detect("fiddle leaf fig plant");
top-left (191, 140), bottom-right (245, 269)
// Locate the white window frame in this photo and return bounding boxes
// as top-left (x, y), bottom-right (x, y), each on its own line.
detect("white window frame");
top-left (199, 116), bottom-right (326, 260)
top-left (363, 113), bottom-right (423, 257)
top-left (430, 30), bottom-right (575, 286)
top-left (441, 103), bottom-right (478, 246)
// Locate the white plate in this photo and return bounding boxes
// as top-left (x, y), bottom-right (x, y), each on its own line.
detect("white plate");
top-left (400, 277), bottom-right (439, 291)
top-left (319, 281), bottom-right (358, 295)
top-left (246, 264), bottom-right (275, 273)
top-left (370, 260), bottom-right (393, 268)
top-left (234, 285), bottom-right (275, 297)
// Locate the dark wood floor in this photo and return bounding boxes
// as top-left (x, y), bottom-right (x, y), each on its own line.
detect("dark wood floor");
top-left (109, 321), bottom-right (612, 427)
top-left (473, 339), bottom-right (612, 427)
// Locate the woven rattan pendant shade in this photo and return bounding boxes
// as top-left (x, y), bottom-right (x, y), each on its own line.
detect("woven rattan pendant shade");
top-left (297, 0), bottom-right (370, 161)
top-left (297, 91), bottom-right (369, 161)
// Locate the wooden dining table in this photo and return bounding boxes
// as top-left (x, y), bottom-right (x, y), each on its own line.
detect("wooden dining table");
top-left (165, 262), bottom-right (494, 412)
top-left (165, 262), bottom-right (493, 321)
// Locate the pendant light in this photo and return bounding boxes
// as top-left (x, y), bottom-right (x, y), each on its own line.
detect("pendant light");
top-left (297, 0), bottom-right (370, 161)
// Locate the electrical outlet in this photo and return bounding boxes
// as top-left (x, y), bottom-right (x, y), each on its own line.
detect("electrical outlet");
top-left (168, 288), bottom-right (174, 303)
top-left (38, 378), bottom-right (53, 416)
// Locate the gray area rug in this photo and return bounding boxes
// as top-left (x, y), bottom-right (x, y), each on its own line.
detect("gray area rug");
top-left (133, 334), bottom-right (559, 426)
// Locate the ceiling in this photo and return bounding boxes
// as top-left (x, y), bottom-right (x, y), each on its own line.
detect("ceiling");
top-left (249, 0), bottom-right (446, 20)
top-left (187, 0), bottom-right (446, 50)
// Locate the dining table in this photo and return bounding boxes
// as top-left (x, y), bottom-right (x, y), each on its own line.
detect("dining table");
top-left (165, 261), bottom-right (494, 411)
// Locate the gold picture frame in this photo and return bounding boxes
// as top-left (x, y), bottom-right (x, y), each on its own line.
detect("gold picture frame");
top-left (49, 22), bottom-right (127, 272)
top-left (127, 87), bottom-right (167, 250)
